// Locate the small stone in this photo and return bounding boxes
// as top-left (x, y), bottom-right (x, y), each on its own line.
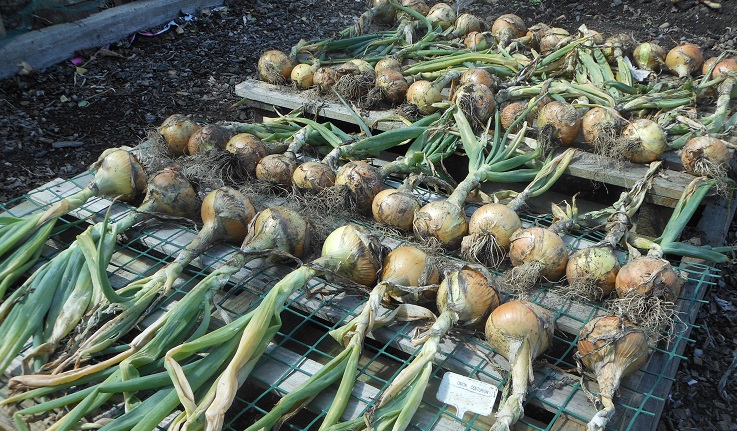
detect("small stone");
top-left (145, 113), bottom-right (157, 123)
top-left (659, 22), bottom-right (670, 29)
top-left (694, 349), bottom-right (704, 358)
top-left (51, 141), bottom-right (83, 149)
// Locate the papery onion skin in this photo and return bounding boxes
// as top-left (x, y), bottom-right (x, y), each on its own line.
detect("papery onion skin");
top-left (312, 67), bottom-right (337, 93)
top-left (143, 167), bottom-right (200, 217)
top-left (566, 246), bottom-right (621, 299)
top-left (463, 31), bottom-right (491, 51)
top-left (187, 124), bottom-right (232, 156)
top-left (491, 13), bottom-right (527, 46)
top-left (712, 58), bottom-right (737, 78)
top-left (459, 68), bottom-right (494, 89)
top-left (621, 119), bottom-right (667, 163)
top-left (436, 267), bottom-right (500, 328)
top-left (381, 245), bottom-right (439, 287)
top-left (375, 57), bottom-right (402, 74)
top-left (582, 107), bottom-right (619, 147)
top-left (509, 227), bottom-right (568, 281)
top-left (159, 114), bottom-right (201, 155)
top-left (452, 82), bottom-right (495, 126)
top-left (292, 161), bottom-right (336, 191)
top-left (413, 199), bottom-right (468, 250)
top-left (538, 101), bottom-right (581, 146)
top-left (614, 256), bottom-right (681, 302)
top-left (665, 43), bottom-right (704, 78)
top-left (451, 13), bottom-right (483, 38)
top-left (226, 133), bottom-right (269, 176)
top-left (255, 154), bottom-right (297, 186)
top-left (485, 300), bottom-right (554, 361)
top-left (702, 57), bottom-right (720, 76)
top-left (426, 2), bottom-right (456, 30)
top-left (321, 224), bottom-right (384, 287)
top-left (201, 186), bottom-right (256, 242)
top-left (406, 80), bottom-right (442, 115)
top-left (501, 101), bottom-right (532, 133)
top-left (244, 206), bottom-right (311, 259)
top-left (371, 0), bottom-right (397, 25)
top-left (633, 42), bottom-right (667, 71)
top-left (258, 50), bottom-right (293, 84)
top-left (90, 149), bottom-right (148, 201)
top-left (290, 63), bottom-right (315, 89)
top-left (467, 203), bottom-right (521, 249)
top-left (372, 188), bottom-right (421, 231)
top-left (376, 69), bottom-right (409, 104)
top-left (681, 136), bottom-right (730, 176)
top-left (335, 161), bottom-right (386, 214)
top-left (538, 27), bottom-right (569, 53)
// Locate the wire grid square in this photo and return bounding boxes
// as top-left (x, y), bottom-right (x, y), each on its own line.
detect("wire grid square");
top-left (0, 172), bottom-right (720, 431)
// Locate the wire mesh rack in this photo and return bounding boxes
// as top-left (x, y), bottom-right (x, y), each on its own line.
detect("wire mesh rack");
top-left (0, 170), bottom-right (720, 431)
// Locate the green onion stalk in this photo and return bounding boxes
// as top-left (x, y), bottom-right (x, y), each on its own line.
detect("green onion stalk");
top-left (31, 187), bottom-right (254, 376)
top-left (564, 161), bottom-right (662, 301)
top-left (163, 223), bottom-right (386, 431)
top-left (461, 147), bottom-right (576, 268)
top-left (244, 245), bottom-right (438, 431)
top-left (6, 205), bottom-right (310, 431)
top-left (324, 266), bottom-right (500, 431)
top-left (613, 177), bottom-right (735, 334)
top-left (0, 167), bottom-right (197, 376)
top-left (413, 104), bottom-right (545, 250)
top-left (0, 148), bottom-right (147, 299)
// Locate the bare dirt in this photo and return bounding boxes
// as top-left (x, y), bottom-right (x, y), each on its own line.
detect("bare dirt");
top-left (0, 0), bottom-right (736, 430)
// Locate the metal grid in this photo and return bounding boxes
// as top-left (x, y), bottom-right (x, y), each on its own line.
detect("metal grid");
top-left (0, 173), bottom-right (720, 431)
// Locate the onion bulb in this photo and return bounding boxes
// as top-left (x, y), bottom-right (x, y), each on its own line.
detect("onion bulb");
top-left (335, 161), bottom-right (386, 214)
top-left (381, 246), bottom-right (440, 303)
top-left (566, 246), bottom-right (621, 301)
top-left (292, 161), bottom-right (336, 191)
top-left (665, 43), bottom-right (704, 78)
top-left (290, 63), bottom-right (315, 89)
top-left (538, 27), bottom-right (570, 53)
top-left (374, 57), bottom-right (402, 74)
top-left (537, 101), bottom-right (581, 146)
top-left (200, 186), bottom-right (255, 243)
top-left (576, 315), bottom-right (649, 431)
top-left (437, 267), bottom-right (500, 328)
top-left (89, 148), bottom-right (148, 201)
top-left (501, 101), bottom-right (532, 133)
top-left (485, 300), bottom-right (554, 431)
top-left (312, 67), bottom-right (337, 93)
top-left (491, 14), bottom-right (526, 47)
top-left (187, 124), bottom-right (232, 155)
top-left (400, 0), bottom-right (429, 17)
top-left (582, 107), bottom-right (621, 156)
top-left (632, 42), bottom-right (667, 71)
top-left (426, 2), bottom-right (455, 30)
top-left (372, 187), bottom-right (421, 231)
top-left (680, 136), bottom-right (730, 178)
top-left (255, 153), bottom-right (297, 186)
top-left (452, 82), bottom-right (495, 127)
top-left (508, 226), bottom-right (569, 291)
top-left (601, 34), bottom-right (636, 63)
top-left (450, 13), bottom-right (483, 38)
top-left (413, 199), bottom-right (468, 250)
top-left (371, 0), bottom-right (396, 25)
top-left (159, 114), bottom-right (200, 155)
top-left (702, 56), bottom-right (720, 76)
top-left (406, 80), bottom-right (442, 115)
top-left (620, 119), bottom-right (667, 163)
top-left (320, 224), bottom-right (385, 287)
top-left (376, 69), bottom-right (409, 104)
top-left (712, 58), bottom-right (737, 78)
top-left (258, 50), bottom-right (293, 84)
top-left (463, 31), bottom-right (492, 51)
top-left (225, 133), bottom-right (268, 177)
top-left (461, 203), bottom-right (521, 267)
top-left (459, 68), bottom-right (494, 90)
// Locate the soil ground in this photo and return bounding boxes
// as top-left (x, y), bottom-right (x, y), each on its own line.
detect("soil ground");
top-left (0, 0), bottom-right (736, 430)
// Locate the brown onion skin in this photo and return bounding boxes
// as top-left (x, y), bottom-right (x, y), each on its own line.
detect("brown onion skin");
top-left (680, 136), bottom-right (730, 176)
top-left (565, 246), bottom-right (621, 298)
top-left (413, 200), bottom-right (468, 250)
top-left (615, 256), bottom-right (681, 302)
top-left (290, 64), bottom-right (314, 89)
top-left (538, 27), bottom-right (569, 53)
top-left (375, 57), bottom-right (402, 74)
top-left (335, 161), bottom-right (386, 214)
top-left (538, 101), bottom-right (581, 145)
top-left (187, 124), bottom-right (232, 155)
top-left (501, 101), bottom-right (532, 133)
top-left (581, 107), bottom-right (619, 146)
top-left (485, 300), bottom-right (554, 361)
top-left (406, 80), bottom-right (442, 115)
top-left (491, 14), bottom-right (527, 40)
top-left (313, 67), bottom-right (337, 92)
top-left (463, 32), bottom-right (491, 51)
top-left (452, 82), bottom-right (495, 126)
top-left (381, 245), bottom-right (440, 287)
top-left (372, 188), bottom-right (420, 231)
top-left (376, 70), bottom-right (409, 105)
top-left (258, 50), bottom-right (293, 84)
top-left (436, 267), bottom-right (500, 328)
top-left (509, 227), bottom-right (569, 281)
top-left (159, 114), bottom-right (201, 155)
top-left (255, 154), bottom-right (297, 186)
top-left (633, 42), bottom-right (667, 71)
top-left (665, 43), bottom-right (704, 78)
top-left (459, 68), bottom-right (494, 89)
top-left (292, 161), bottom-right (336, 191)
top-left (201, 187), bottom-right (256, 242)
top-left (713, 58), bottom-right (737, 78)
top-left (621, 119), bottom-right (667, 164)
top-left (226, 133), bottom-right (268, 176)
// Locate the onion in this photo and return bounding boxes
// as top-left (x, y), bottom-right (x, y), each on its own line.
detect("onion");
top-left (88, 148), bottom-right (148, 201)
top-left (632, 42), bottom-right (667, 71)
top-left (413, 199), bottom-right (468, 250)
top-left (501, 101), bottom-right (532, 133)
top-left (426, 2), bottom-right (455, 30)
top-left (537, 101), bottom-right (581, 146)
top-left (225, 133), bottom-right (268, 177)
top-left (601, 34), bottom-right (636, 63)
top-left (312, 67), bottom-right (337, 93)
top-left (508, 226), bottom-right (569, 291)
top-left (290, 63), bottom-right (315, 89)
top-left (452, 82), bottom-right (495, 127)
top-left (258, 50), bottom-right (293, 84)
top-left (450, 13), bottom-right (483, 38)
top-left (292, 161), bottom-right (336, 191)
top-left (461, 203), bottom-right (521, 267)
top-left (459, 68), bottom-right (494, 90)
top-left (621, 119), bottom-right (667, 163)
top-left (491, 14), bottom-right (526, 47)
top-left (576, 315), bottom-right (649, 431)
top-left (665, 43), bottom-right (704, 78)
top-left (187, 124), bottom-right (232, 155)
top-left (255, 153), bottom-right (298, 186)
top-left (374, 57), bottom-right (402, 74)
top-left (485, 300), bottom-right (554, 431)
top-left (712, 58), bottom-right (737, 78)
top-left (582, 107), bottom-right (621, 156)
top-left (381, 246), bottom-right (440, 303)
top-left (436, 267), bottom-right (500, 328)
top-left (371, 0), bottom-right (396, 25)
top-left (524, 22), bottom-right (550, 50)
top-left (566, 246), bottom-right (621, 300)
top-left (463, 31), bottom-right (491, 51)
top-left (702, 56), bottom-right (720, 76)
top-left (538, 27), bottom-right (570, 53)
top-left (159, 114), bottom-right (200, 155)
top-left (680, 136), bottom-right (730, 178)
top-left (400, 0), bottom-right (429, 17)
top-left (406, 79), bottom-right (442, 115)
top-left (335, 161), bottom-right (386, 214)
top-left (334, 60), bottom-right (376, 101)
top-left (372, 187), bottom-right (420, 231)
top-left (376, 69), bottom-right (409, 104)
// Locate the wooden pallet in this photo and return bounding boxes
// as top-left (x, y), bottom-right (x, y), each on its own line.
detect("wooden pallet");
top-left (0, 169), bottom-right (722, 431)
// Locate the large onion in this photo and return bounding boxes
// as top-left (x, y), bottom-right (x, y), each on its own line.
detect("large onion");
top-left (538, 27), bottom-right (569, 53)
top-left (290, 63), bottom-right (316, 89)
top-left (459, 68), bottom-right (494, 89)
top-left (372, 187), bottom-right (421, 231)
top-left (335, 161), bottom-right (386, 214)
top-left (255, 153), bottom-right (297, 186)
top-left (537, 101), bottom-right (581, 146)
top-left (566, 246), bottom-right (621, 300)
top-left (452, 82), bottom-right (495, 127)
top-left (426, 2), bottom-right (455, 30)
top-left (312, 67), bottom-right (337, 93)
top-left (292, 161), bottom-right (336, 191)
top-left (632, 42), bottom-right (667, 71)
top-left (187, 124), bottom-right (232, 155)
top-left (376, 69), bottom-right (409, 104)
top-left (450, 13), bottom-right (483, 38)
top-left (225, 133), bottom-right (268, 176)
top-left (406, 80), bottom-right (442, 115)
top-left (680, 136), bottom-right (730, 178)
top-left (461, 203), bottom-right (520, 267)
top-left (508, 226), bottom-right (569, 284)
top-left (491, 14), bottom-right (526, 47)
top-left (258, 50), bottom-right (293, 84)
top-left (665, 43), bottom-right (704, 78)
top-left (621, 119), bottom-right (667, 163)
top-left (159, 114), bottom-right (201, 155)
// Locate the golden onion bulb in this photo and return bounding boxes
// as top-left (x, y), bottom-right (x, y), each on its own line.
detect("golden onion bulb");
top-left (713, 58), bottom-right (737, 78)
top-left (225, 133), bottom-right (268, 176)
top-left (451, 13), bottom-right (483, 38)
top-left (159, 114), bottom-right (201, 155)
top-left (537, 101), bottom-right (581, 145)
top-left (485, 300), bottom-right (554, 363)
top-left (201, 187), bottom-right (255, 242)
top-left (581, 106), bottom-right (620, 149)
top-left (413, 199), bottom-right (468, 250)
top-left (372, 188), bottom-right (421, 231)
top-left (187, 124), bottom-right (232, 155)
top-left (437, 267), bottom-right (499, 328)
top-left (141, 167), bottom-right (199, 217)
top-left (633, 42), bottom-right (667, 71)
top-left (566, 246), bottom-right (621, 300)
top-left (258, 50), bottom-right (293, 84)
top-left (381, 246), bottom-right (439, 287)
top-left (452, 82), bottom-right (495, 126)
top-left (290, 63), bottom-right (315, 89)
top-left (426, 2), bottom-right (456, 30)
top-left (335, 161), bottom-right (386, 214)
top-left (90, 149), bottom-right (147, 201)
top-left (406, 80), bottom-right (442, 115)
top-left (376, 69), bottom-right (409, 104)
top-left (665, 43), bottom-right (704, 78)
top-left (538, 27), bottom-right (569, 53)
top-left (463, 31), bottom-right (491, 51)
top-left (459, 68), bottom-right (494, 89)
top-left (375, 57), bottom-right (402, 74)
top-left (243, 206), bottom-right (310, 259)
top-left (509, 227), bottom-right (568, 281)
top-left (292, 161), bottom-right (336, 191)
top-left (500, 101), bottom-right (532, 133)
top-left (615, 256), bottom-right (681, 302)
top-left (680, 136), bottom-right (730, 177)
top-left (467, 203), bottom-right (521, 250)
top-left (621, 119), bottom-right (667, 163)
top-left (255, 153), bottom-right (297, 186)
top-left (321, 224), bottom-right (384, 286)
top-left (491, 13), bottom-right (526, 47)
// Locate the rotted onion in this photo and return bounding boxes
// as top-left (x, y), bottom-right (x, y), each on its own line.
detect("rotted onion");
top-left (680, 136), bottom-right (730, 178)
top-left (633, 42), bottom-right (667, 71)
top-left (187, 124), bottom-right (232, 155)
top-left (491, 14), bottom-right (526, 48)
top-left (620, 119), bottom-right (667, 163)
top-left (313, 67), bottom-right (337, 93)
top-left (406, 79), bottom-right (443, 115)
top-left (426, 2), bottom-right (455, 30)
top-left (537, 101), bottom-right (581, 146)
top-left (538, 27), bottom-right (570, 53)
top-left (159, 114), bottom-right (201, 155)
top-left (335, 161), bottom-right (386, 214)
top-left (450, 13), bottom-right (483, 38)
top-left (665, 43), bottom-right (704, 78)
top-left (485, 300), bottom-right (554, 431)
top-left (576, 315), bottom-right (649, 431)
top-left (376, 69), bottom-right (409, 104)
top-left (452, 82), bottom-right (495, 127)
top-left (292, 160), bottom-right (336, 191)
top-left (225, 133), bottom-right (269, 177)
top-left (258, 50), bottom-right (293, 84)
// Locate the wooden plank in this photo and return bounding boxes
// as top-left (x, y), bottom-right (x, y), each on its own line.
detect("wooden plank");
top-left (234, 78), bottom-right (707, 208)
top-left (0, 0), bottom-right (223, 79)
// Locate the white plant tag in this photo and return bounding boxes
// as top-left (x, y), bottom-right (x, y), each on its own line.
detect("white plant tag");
top-left (436, 372), bottom-right (498, 419)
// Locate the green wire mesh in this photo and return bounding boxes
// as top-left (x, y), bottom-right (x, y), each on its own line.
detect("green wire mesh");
top-left (0, 170), bottom-right (720, 431)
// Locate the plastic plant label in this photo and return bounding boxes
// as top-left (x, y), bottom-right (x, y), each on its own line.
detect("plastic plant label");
top-left (436, 372), bottom-right (498, 419)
